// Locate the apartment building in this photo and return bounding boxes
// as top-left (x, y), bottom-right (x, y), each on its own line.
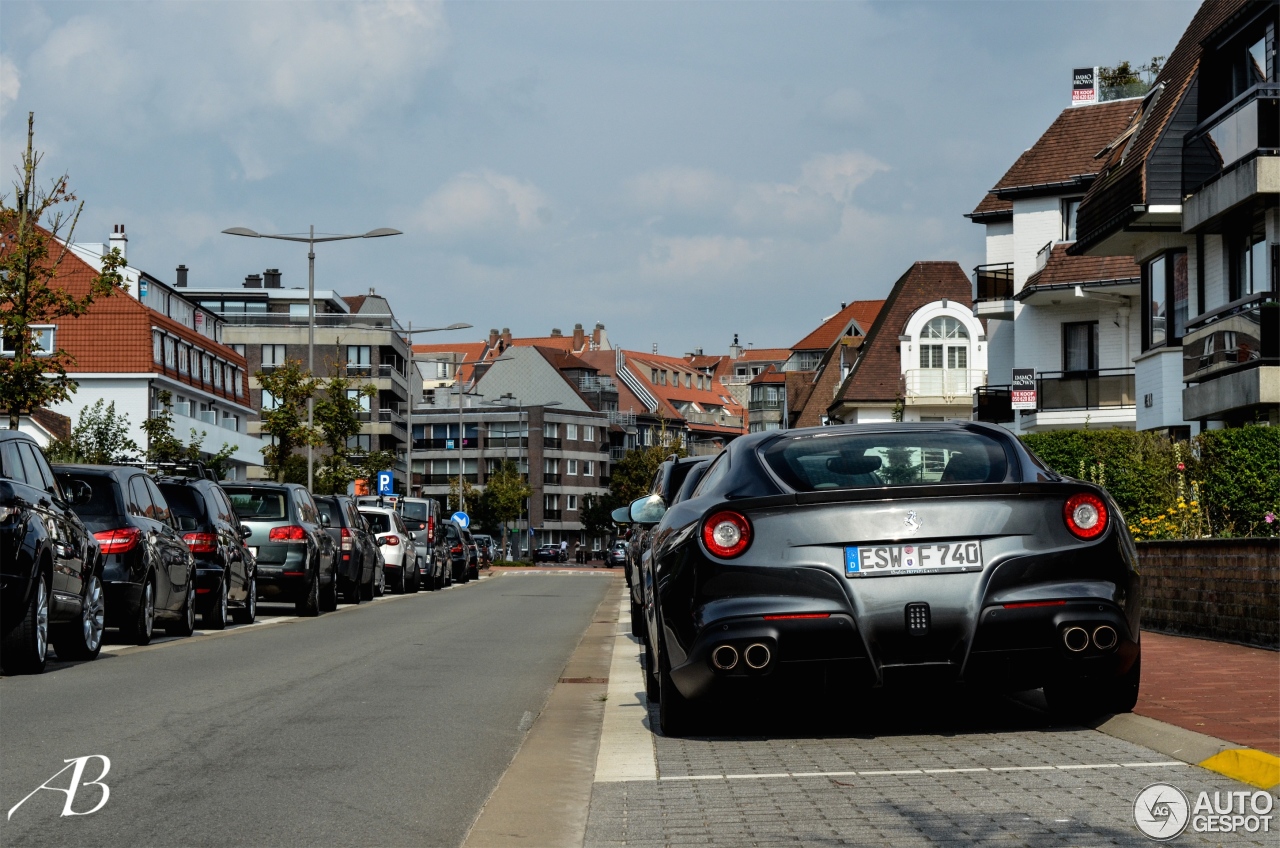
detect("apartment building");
top-left (189, 275), bottom-right (418, 487)
top-left (617, 349), bottom-right (746, 454)
top-left (1072, 0), bottom-right (1277, 431)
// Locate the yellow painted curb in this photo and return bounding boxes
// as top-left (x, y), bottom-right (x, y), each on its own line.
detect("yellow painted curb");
top-left (1198, 749), bottom-right (1280, 791)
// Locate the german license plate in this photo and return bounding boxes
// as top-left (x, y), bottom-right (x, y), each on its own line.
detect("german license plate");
top-left (845, 540), bottom-right (982, 577)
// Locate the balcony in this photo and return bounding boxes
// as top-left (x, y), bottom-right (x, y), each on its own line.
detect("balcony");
top-left (425, 474), bottom-right (477, 485)
top-left (609, 446), bottom-right (628, 461)
top-left (542, 437), bottom-right (562, 450)
top-left (542, 510), bottom-right (563, 521)
top-left (973, 263), bottom-right (1015, 320)
top-left (1183, 85), bottom-right (1279, 231)
top-left (684, 410), bottom-right (744, 429)
top-left (486, 436), bottom-right (528, 449)
top-left (1035, 368), bottom-right (1135, 411)
top-left (606, 410), bottom-right (636, 426)
top-left (543, 473), bottom-right (562, 485)
top-left (903, 369), bottom-right (986, 402)
top-left (578, 375), bottom-right (617, 393)
top-left (719, 375), bottom-right (752, 385)
top-left (972, 386), bottom-right (1014, 424)
top-left (1180, 294), bottom-right (1278, 422)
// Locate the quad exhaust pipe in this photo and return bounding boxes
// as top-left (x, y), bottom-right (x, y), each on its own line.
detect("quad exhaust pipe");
top-left (711, 644), bottom-right (739, 671)
top-left (743, 643), bottom-right (771, 670)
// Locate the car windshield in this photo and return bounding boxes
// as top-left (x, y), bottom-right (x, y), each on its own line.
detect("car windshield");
top-left (760, 430), bottom-right (1010, 492)
top-left (55, 472), bottom-right (119, 518)
top-left (225, 489), bottom-right (289, 520)
top-left (362, 512), bottom-right (392, 534)
top-left (401, 501), bottom-right (428, 521)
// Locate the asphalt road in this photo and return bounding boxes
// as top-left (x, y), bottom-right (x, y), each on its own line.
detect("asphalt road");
top-left (0, 572), bottom-right (611, 848)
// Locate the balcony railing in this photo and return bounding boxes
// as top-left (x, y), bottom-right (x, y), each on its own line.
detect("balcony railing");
top-left (719, 375), bottom-right (752, 385)
top-left (425, 473), bottom-right (477, 485)
top-left (609, 446), bottom-right (628, 460)
top-left (748, 397), bottom-right (784, 410)
top-left (578, 375), bottom-right (617, 392)
top-left (1183, 85), bottom-right (1279, 196)
top-left (974, 263), bottom-right (1014, 301)
top-left (1181, 293), bottom-right (1278, 382)
top-left (1035, 368), bottom-right (1135, 411)
top-left (684, 410), bottom-right (744, 428)
top-left (215, 312), bottom-right (407, 331)
top-left (606, 410), bottom-right (636, 426)
top-left (542, 510), bottom-right (563, 521)
top-left (903, 369), bottom-right (986, 399)
top-left (346, 364), bottom-right (374, 377)
top-left (485, 436), bottom-right (528, 449)
top-left (543, 473), bottom-right (562, 485)
top-left (542, 437), bottom-right (562, 449)
top-left (972, 386), bottom-right (1014, 424)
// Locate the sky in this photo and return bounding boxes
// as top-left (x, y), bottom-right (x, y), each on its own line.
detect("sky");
top-left (1, 0), bottom-right (1197, 357)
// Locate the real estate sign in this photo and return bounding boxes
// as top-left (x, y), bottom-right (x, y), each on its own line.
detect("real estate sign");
top-left (1072, 67), bottom-right (1099, 106)
top-left (1011, 369), bottom-right (1037, 410)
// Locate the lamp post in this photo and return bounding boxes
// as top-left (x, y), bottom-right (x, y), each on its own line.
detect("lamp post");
top-left (222, 225), bottom-right (401, 491)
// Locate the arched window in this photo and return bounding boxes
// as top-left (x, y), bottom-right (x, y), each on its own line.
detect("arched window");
top-left (919, 316), bottom-right (970, 370)
top-left (921, 317), bottom-right (969, 340)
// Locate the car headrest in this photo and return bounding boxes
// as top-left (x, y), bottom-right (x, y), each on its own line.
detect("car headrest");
top-left (940, 452), bottom-right (993, 483)
top-left (826, 454), bottom-right (883, 475)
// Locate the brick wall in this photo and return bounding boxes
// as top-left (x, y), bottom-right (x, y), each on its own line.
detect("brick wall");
top-left (1138, 538), bottom-right (1279, 648)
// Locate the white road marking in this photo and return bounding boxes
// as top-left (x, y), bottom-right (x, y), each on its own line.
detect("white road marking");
top-left (592, 595), bottom-right (659, 783)
top-left (657, 762), bottom-right (1191, 782)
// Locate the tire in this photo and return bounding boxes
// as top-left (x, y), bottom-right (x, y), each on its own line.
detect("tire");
top-left (319, 572), bottom-right (339, 612)
top-left (374, 568), bottom-right (385, 597)
top-left (53, 572), bottom-right (105, 663)
top-left (166, 576), bottom-right (196, 637)
top-left (232, 575), bottom-right (257, 624)
top-left (344, 576), bottom-right (363, 605)
top-left (126, 577), bottom-right (156, 645)
top-left (1045, 656), bottom-right (1141, 722)
top-left (407, 564), bottom-right (420, 593)
top-left (630, 598), bottom-right (645, 638)
top-left (2, 570), bottom-right (50, 674)
top-left (202, 574), bottom-right (228, 630)
top-left (360, 572), bottom-right (375, 601)
top-left (296, 569), bottom-right (320, 617)
top-left (644, 639), bottom-right (661, 703)
top-left (657, 637), bottom-right (700, 738)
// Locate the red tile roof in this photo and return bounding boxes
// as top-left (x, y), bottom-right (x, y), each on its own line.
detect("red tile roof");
top-left (575, 350), bottom-right (655, 419)
top-left (1022, 244), bottom-right (1141, 290)
top-left (791, 300), bottom-right (886, 352)
top-left (622, 349), bottom-right (746, 433)
top-left (737, 347), bottom-right (791, 362)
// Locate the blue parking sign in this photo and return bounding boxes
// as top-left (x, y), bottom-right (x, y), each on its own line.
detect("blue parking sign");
top-left (376, 471), bottom-right (394, 496)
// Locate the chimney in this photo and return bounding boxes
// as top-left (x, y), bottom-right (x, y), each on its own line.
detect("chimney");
top-left (841, 302), bottom-right (847, 309)
top-left (244, 274), bottom-right (263, 289)
top-left (592, 322), bottom-right (604, 348)
top-left (729, 333), bottom-right (743, 360)
top-left (175, 265), bottom-right (189, 287)
top-left (550, 327), bottom-right (563, 338)
top-left (695, 347), bottom-right (703, 356)
top-left (109, 224), bottom-right (127, 262)
top-left (488, 328), bottom-right (500, 347)
top-left (572, 323), bottom-right (585, 350)
top-left (263, 268), bottom-right (282, 289)
top-left (501, 327), bottom-right (512, 347)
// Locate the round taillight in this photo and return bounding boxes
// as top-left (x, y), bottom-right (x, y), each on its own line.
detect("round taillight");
top-left (702, 511), bottom-right (752, 558)
top-left (1064, 492), bottom-right (1108, 540)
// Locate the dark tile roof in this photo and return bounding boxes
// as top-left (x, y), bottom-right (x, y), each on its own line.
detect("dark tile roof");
top-left (1022, 245), bottom-right (1141, 291)
top-left (1074, 0), bottom-right (1248, 251)
top-left (966, 192), bottom-right (1013, 221)
top-left (830, 262), bottom-right (973, 407)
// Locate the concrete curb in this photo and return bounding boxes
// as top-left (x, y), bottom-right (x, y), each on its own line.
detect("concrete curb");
top-left (1092, 713), bottom-right (1280, 792)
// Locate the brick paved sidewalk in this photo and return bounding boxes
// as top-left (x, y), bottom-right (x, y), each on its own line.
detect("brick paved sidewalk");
top-left (1136, 631), bottom-right (1279, 754)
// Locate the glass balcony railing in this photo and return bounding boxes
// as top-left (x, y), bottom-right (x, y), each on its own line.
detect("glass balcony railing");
top-left (1183, 85), bottom-right (1279, 196)
top-left (1036, 368), bottom-right (1135, 410)
top-left (543, 473), bottom-right (562, 485)
top-left (972, 386), bottom-right (1014, 423)
top-left (974, 263), bottom-right (1014, 301)
top-left (1181, 293), bottom-right (1278, 382)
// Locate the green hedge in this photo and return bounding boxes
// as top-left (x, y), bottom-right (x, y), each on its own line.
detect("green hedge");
top-left (1020, 426), bottom-right (1278, 539)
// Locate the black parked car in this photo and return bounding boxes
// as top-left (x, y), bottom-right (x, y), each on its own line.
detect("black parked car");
top-left (532, 543), bottom-right (566, 563)
top-left (0, 432), bottom-right (102, 673)
top-left (54, 464), bottom-right (198, 645)
top-left (157, 474), bottom-right (257, 629)
top-left (634, 422), bottom-right (1141, 737)
top-left (440, 522), bottom-right (470, 584)
top-left (223, 483), bottom-right (338, 616)
top-left (316, 495), bottom-right (380, 603)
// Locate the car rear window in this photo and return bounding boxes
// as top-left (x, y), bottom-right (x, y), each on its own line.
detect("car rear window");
top-left (158, 484), bottom-right (206, 531)
top-left (760, 430), bottom-right (1010, 492)
top-left (55, 472), bottom-right (121, 518)
top-left (316, 499), bottom-right (341, 527)
top-left (225, 489), bottom-right (289, 520)
top-left (401, 501), bottom-right (428, 521)
top-left (362, 512), bottom-right (392, 534)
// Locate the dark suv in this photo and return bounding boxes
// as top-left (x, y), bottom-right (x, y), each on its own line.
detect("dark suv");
top-left (315, 495), bottom-right (380, 603)
top-left (440, 522), bottom-right (471, 584)
top-left (223, 483), bottom-right (337, 616)
top-left (54, 464), bottom-right (198, 645)
top-left (0, 432), bottom-right (101, 673)
top-left (156, 473), bottom-right (257, 629)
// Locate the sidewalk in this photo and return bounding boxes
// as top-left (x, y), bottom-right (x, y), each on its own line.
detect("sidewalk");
top-left (1136, 631), bottom-right (1279, 755)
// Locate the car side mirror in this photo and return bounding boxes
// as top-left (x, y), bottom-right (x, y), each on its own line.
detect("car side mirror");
top-left (611, 506), bottom-right (632, 525)
top-left (319, 514), bottom-right (331, 528)
top-left (240, 525), bottom-right (252, 539)
top-left (67, 479), bottom-right (93, 506)
top-left (629, 494), bottom-right (667, 525)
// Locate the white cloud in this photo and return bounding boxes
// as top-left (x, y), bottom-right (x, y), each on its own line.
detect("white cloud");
top-left (416, 169), bottom-right (552, 259)
top-left (626, 167), bottom-right (735, 214)
top-left (0, 54), bottom-right (18, 118)
top-left (799, 151), bottom-right (890, 203)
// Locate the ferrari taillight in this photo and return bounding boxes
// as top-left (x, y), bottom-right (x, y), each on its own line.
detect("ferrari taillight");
top-left (1064, 492), bottom-right (1108, 540)
top-left (701, 510), bottom-right (752, 559)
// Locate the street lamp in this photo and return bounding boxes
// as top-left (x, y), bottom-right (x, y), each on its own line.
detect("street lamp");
top-left (405, 323), bottom-right (473, 498)
top-left (222, 225), bottom-right (401, 491)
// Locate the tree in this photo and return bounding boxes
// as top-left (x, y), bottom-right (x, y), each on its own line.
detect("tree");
top-left (477, 459), bottom-right (532, 557)
top-left (313, 368), bottom-right (375, 495)
top-left (45, 399), bottom-right (140, 464)
top-left (446, 476), bottom-right (477, 514)
top-left (1, 113), bottom-right (128, 429)
top-left (579, 492), bottom-right (617, 540)
top-left (608, 420), bottom-right (687, 507)
top-left (257, 358), bottom-right (319, 483)
top-left (140, 390), bottom-right (239, 477)
top-left (354, 448), bottom-right (399, 495)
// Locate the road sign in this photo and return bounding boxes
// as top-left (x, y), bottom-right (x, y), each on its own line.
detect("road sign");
top-left (376, 471), bottom-right (394, 496)
top-left (451, 511), bottom-right (470, 529)
top-left (1011, 368), bottom-right (1037, 410)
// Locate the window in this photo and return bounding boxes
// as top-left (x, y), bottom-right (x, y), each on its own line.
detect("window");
top-left (565, 423), bottom-right (578, 441)
top-left (128, 476), bottom-right (153, 519)
top-left (1231, 235), bottom-right (1269, 300)
top-left (544, 422), bottom-right (559, 438)
top-left (567, 495), bottom-right (578, 511)
top-left (178, 345), bottom-right (190, 374)
top-left (543, 494), bottom-right (560, 511)
top-left (543, 458), bottom-right (560, 474)
top-left (347, 434), bottom-right (372, 452)
top-left (947, 347), bottom-right (968, 369)
top-left (920, 345), bottom-right (943, 369)
top-left (651, 368), bottom-right (658, 383)
top-left (229, 344), bottom-right (245, 357)
top-left (1146, 250), bottom-right (1189, 349)
top-left (261, 389), bottom-right (280, 410)
top-left (2, 325), bottom-right (56, 358)
top-left (153, 333), bottom-right (163, 364)
top-left (582, 425), bottom-right (595, 442)
top-left (921, 316), bottom-right (969, 340)
top-left (201, 355), bottom-right (211, 383)
top-left (684, 373), bottom-right (692, 388)
top-left (434, 361), bottom-right (450, 379)
top-left (261, 344), bottom-right (286, 368)
top-left (583, 460), bottom-right (593, 477)
top-left (213, 361), bottom-right (223, 390)
top-left (566, 459), bottom-right (578, 475)
top-left (1062, 197), bottom-right (1082, 241)
top-left (288, 303), bottom-right (310, 321)
top-left (346, 389), bottom-right (371, 412)
top-left (347, 346), bottom-right (372, 373)
top-left (232, 367), bottom-right (242, 397)
top-left (1063, 321), bottom-right (1099, 372)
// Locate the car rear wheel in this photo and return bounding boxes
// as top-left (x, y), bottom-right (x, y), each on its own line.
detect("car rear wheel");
top-left (319, 572), bottom-right (339, 612)
top-left (630, 599), bottom-right (644, 638)
top-left (232, 575), bottom-right (257, 624)
top-left (1044, 656), bottom-right (1141, 722)
top-left (2, 570), bottom-right (50, 674)
top-left (407, 563), bottom-right (420, 593)
top-left (657, 637), bottom-right (700, 738)
top-left (126, 578), bottom-right (156, 645)
top-left (166, 577), bottom-right (197, 637)
top-left (54, 572), bottom-right (105, 662)
top-left (202, 574), bottom-right (228, 630)
top-left (344, 576), bottom-right (363, 605)
top-left (644, 639), bottom-right (661, 703)
top-left (360, 571), bottom-right (375, 600)
top-left (296, 569), bottom-right (320, 617)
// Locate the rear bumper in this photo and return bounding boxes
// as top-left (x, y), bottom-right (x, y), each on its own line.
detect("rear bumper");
top-left (255, 549), bottom-right (311, 599)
